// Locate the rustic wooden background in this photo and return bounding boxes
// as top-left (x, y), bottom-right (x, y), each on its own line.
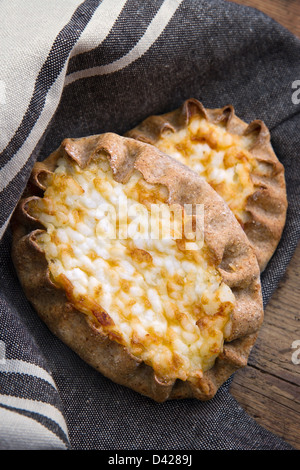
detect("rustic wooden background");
top-left (226, 0), bottom-right (300, 449)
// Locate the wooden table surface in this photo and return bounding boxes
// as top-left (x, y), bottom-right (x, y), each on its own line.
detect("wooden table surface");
top-left (225, 0), bottom-right (300, 449)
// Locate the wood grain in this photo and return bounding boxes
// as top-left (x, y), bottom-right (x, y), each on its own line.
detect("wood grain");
top-left (228, 0), bottom-right (300, 37)
top-left (224, 1), bottom-right (300, 450)
top-left (230, 242), bottom-right (300, 448)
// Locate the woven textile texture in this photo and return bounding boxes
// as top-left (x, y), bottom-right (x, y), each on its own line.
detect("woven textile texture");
top-left (0, 0), bottom-right (299, 449)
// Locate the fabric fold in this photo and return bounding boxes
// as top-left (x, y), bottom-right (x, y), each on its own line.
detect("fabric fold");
top-left (0, 0), bottom-right (299, 450)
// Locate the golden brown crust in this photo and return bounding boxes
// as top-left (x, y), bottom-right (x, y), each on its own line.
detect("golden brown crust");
top-left (126, 98), bottom-right (288, 271)
top-left (11, 132), bottom-right (263, 402)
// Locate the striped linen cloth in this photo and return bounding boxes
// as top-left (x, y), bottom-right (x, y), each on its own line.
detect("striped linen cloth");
top-left (0, 0), bottom-right (299, 450)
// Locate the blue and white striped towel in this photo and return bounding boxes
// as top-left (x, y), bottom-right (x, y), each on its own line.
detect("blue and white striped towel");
top-left (0, 0), bottom-right (299, 450)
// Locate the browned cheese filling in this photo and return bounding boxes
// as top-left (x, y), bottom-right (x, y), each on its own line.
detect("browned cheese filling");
top-left (28, 152), bottom-right (235, 383)
top-left (155, 116), bottom-right (257, 226)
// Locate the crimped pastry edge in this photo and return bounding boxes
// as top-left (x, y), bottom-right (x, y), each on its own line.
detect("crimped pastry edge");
top-left (126, 98), bottom-right (288, 272)
top-left (11, 132), bottom-right (263, 402)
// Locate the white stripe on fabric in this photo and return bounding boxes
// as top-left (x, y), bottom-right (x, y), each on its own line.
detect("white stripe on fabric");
top-left (70, 0), bottom-right (128, 57)
top-left (0, 217), bottom-right (10, 241)
top-left (0, 359), bottom-right (57, 389)
top-left (0, 0), bottom-right (83, 154)
top-left (65, 0), bottom-right (184, 85)
top-left (0, 407), bottom-right (67, 450)
top-left (0, 65), bottom-right (66, 190)
top-left (0, 63), bottom-right (68, 239)
top-left (0, 394), bottom-right (69, 439)
top-left (0, 0), bottom-right (126, 235)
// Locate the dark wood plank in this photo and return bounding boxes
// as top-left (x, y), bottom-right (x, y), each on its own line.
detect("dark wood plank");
top-left (230, 242), bottom-right (300, 449)
top-left (231, 366), bottom-right (300, 449)
top-left (223, 0), bottom-right (300, 450)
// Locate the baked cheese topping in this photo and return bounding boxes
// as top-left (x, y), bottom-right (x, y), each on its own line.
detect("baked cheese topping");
top-left (155, 116), bottom-right (257, 225)
top-left (28, 152), bottom-right (235, 382)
